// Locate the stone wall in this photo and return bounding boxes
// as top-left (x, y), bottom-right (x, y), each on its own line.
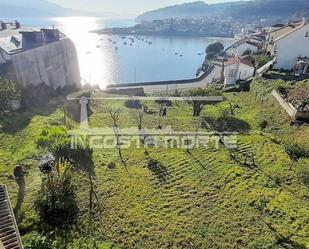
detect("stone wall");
top-left (1, 38), bottom-right (81, 90)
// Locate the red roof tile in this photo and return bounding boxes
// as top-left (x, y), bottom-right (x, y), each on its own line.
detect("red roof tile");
top-left (224, 57), bottom-right (254, 68)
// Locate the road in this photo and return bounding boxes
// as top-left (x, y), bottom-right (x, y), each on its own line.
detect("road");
top-left (108, 64), bottom-right (223, 94)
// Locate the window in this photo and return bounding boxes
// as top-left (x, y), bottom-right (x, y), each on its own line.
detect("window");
top-left (228, 69), bottom-right (237, 78)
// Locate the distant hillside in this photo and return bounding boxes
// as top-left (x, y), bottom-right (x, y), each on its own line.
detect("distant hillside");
top-left (137, 0), bottom-right (309, 22)
top-left (0, 0), bottom-right (105, 18)
top-left (136, 1), bottom-right (222, 21)
top-left (0, 4), bottom-right (53, 18)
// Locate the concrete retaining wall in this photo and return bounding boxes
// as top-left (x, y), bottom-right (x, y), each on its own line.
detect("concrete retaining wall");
top-left (107, 65), bottom-right (215, 88)
top-left (272, 90), bottom-right (309, 120)
top-left (1, 38), bottom-right (81, 90)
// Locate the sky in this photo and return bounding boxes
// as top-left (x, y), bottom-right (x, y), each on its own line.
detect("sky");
top-left (48, 0), bottom-right (244, 15)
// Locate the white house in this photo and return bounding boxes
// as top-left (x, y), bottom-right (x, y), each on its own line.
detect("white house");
top-left (272, 22), bottom-right (309, 70)
top-left (226, 40), bottom-right (260, 57)
top-left (0, 23), bottom-right (81, 90)
top-left (224, 57), bottom-right (255, 86)
top-left (266, 24), bottom-right (299, 55)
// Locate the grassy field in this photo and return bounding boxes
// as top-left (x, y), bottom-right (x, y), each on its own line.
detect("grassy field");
top-left (0, 89), bottom-right (308, 248)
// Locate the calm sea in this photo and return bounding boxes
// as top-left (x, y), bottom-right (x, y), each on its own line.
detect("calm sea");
top-left (17, 16), bottom-right (234, 88)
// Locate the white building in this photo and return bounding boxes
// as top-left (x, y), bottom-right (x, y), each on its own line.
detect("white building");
top-left (272, 22), bottom-right (309, 70)
top-left (0, 22), bottom-right (81, 90)
top-left (226, 40), bottom-right (260, 57)
top-left (266, 24), bottom-right (299, 55)
top-left (224, 57), bottom-right (255, 86)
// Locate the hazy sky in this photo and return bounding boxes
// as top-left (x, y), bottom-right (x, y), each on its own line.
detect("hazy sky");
top-left (48, 0), bottom-right (243, 15)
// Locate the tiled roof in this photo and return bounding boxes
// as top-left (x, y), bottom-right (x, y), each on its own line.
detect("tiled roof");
top-left (224, 57), bottom-right (254, 68)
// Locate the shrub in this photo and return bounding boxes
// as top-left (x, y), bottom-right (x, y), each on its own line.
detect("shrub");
top-left (284, 140), bottom-right (309, 161)
top-left (259, 120), bottom-right (268, 131)
top-left (37, 126), bottom-right (69, 149)
top-left (36, 162), bottom-right (78, 227)
top-left (296, 162), bottom-right (309, 187)
top-left (124, 99), bottom-right (142, 109)
top-left (107, 162), bottom-right (116, 169)
top-left (23, 232), bottom-right (52, 249)
top-left (254, 54), bottom-right (270, 68)
top-left (0, 77), bottom-right (21, 112)
top-left (205, 42), bottom-right (224, 54)
top-left (206, 52), bottom-right (216, 60)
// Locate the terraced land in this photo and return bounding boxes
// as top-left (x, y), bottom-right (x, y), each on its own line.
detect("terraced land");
top-left (0, 91), bottom-right (308, 248)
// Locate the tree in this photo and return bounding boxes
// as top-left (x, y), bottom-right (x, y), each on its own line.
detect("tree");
top-left (106, 108), bottom-right (125, 164)
top-left (130, 108), bottom-right (144, 131)
top-left (206, 52), bottom-right (216, 60)
top-left (0, 78), bottom-right (21, 113)
top-left (205, 42), bottom-right (224, 55)
top-left (188, 87), bottom-right (222, 117)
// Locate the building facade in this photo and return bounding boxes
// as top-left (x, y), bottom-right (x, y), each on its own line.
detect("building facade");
top-left (272, 22), bottom-right (309, 70)
top-left (0, 23), bottom-right (81, 90)
top-left (224, 57), bottom-right (255, 86)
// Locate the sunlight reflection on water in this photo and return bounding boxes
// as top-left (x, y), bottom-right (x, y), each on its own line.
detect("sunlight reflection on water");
top-left (47, 16), bottom-right (234, 89)
top-left (52, 16), bottom-right (119, 88)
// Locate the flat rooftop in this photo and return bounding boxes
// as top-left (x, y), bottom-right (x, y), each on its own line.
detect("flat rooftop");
top-left (0, 22), bottom-right (66, 55)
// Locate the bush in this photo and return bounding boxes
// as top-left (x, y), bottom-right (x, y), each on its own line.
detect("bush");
top-left (23, 232), bottom-right (52, 249)
top-left (205, 42), bottom-right (224, 54)
top-left (0, 77), bottom-right (21, 112)
top-left (124, 99), bottom-right (142, 109)
top-left (37, 126), bottom-right (69, 149)
top-left (36, 162), bottom-right (78, 227)
top-left (284, 140), bottom-right (309, 161)
top-left (259, 120), bottom-right (268, 131)
top-left (107, 162), bottom-right (116, 169)
top-left (296, 162), bottom-right (309, 187)
top-left (206, 52), bottom-right (216, 60)
top-left (254, 54), bottom-right (270, 68)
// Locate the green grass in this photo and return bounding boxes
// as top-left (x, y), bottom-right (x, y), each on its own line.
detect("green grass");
top-left (0, 90), bottom-right (308, 248)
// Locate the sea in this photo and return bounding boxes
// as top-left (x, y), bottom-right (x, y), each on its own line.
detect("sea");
top-left (16, 16), bottom-right (234, 89)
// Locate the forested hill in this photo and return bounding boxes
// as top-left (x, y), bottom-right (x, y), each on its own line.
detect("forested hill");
top-left (0, 0), bottom-right (106, 18)
top-left (136, 0), bottom-right (309, 22)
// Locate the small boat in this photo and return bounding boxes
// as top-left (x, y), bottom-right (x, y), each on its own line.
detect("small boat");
top-left (174, 52), bottom-right (178, 55)
top-left (115, 46), bottom-right (118, 50)
top-left (124, 42), bottom-right (127, 45)
top-left (112, 41), bottom-right (116, 44)
top-left (197, 53), bottom-right (202, 55)
top-left (148, 41), bottom-right (152, 45)
top-left (180, 54), bottom-right (183, 57)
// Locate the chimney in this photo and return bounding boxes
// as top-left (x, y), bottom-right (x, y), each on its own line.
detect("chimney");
top-left (15, 20), bottom-right (21, 29)
top-left (1, 22), bottom-right (7, 30)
